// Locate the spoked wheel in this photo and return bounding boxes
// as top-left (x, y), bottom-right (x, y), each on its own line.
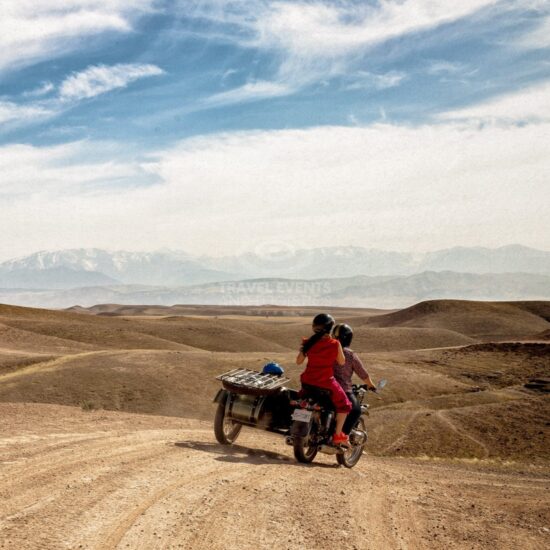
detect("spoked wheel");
top-left (214, 401), bottom-right (242, 444)
top-left (293, 435), bottom-right (319, 463)
top-left (336, 417), bottom-right (367, 468)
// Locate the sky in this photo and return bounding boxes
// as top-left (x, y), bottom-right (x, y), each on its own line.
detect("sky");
top-left (1, 0), bottom-right (549, 261)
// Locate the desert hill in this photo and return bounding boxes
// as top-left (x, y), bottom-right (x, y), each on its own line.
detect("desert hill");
top-left (0, 299), bottom-right (548, 464)
top-left (0, 301), bottom-right (474, 355)
top-left (1, 299), bottom-right (549, 550)
top-left (366, 299), bottom-right (550, 339)
top-left (65, 303), bottom-right (389, 318)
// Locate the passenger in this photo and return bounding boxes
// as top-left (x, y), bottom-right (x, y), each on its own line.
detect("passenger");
top-left (332, 323), bottom-right (376, 434)
top-left (296, 313), bottom-right (352, 446)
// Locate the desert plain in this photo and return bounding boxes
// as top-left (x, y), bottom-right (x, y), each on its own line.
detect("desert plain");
top-left (0, 299), bottom-right (548, 549)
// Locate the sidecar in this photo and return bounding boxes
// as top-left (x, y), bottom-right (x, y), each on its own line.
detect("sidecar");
top-left (213, 369), bottom-right (298, 444)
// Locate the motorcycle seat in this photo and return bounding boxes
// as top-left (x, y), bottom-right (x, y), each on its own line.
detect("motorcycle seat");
top-left (301, 384), bottom-right (334, 408)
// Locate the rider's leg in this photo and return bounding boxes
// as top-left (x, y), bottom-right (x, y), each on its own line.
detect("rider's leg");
top-left (329, 379), bottom-right (352, 439)
top-left (343, 392), bottom-right (361, 434)
top-left (335, 412), bottom-right (347, 434)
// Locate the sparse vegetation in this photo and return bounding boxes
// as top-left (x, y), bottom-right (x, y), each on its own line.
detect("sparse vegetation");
top-left (79, 399), bottom-right (99, 411)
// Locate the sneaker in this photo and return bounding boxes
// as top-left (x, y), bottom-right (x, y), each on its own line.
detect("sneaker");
top-left (332, 432), bottom-right (350, 448)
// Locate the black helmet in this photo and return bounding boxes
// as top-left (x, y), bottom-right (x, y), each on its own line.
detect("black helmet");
top-left (333, 323), bottom-right (353, 347)
top-left (312, 313), bottom-right (335, 334)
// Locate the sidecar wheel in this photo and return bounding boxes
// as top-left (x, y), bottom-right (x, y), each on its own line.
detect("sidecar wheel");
top-left (293, 436), bottom-right (318, 463)
top-left (336, 417), bottom-right (367, 468)
top-left (214, 401), bottom-right (242, 445)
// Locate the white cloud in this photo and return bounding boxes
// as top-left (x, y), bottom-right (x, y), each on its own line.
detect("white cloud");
top-left (22, 82), bottom-right (55, 98)
top-left (426, 60), bottom-right (469, 75)
top-left (440, 80), bottom-right (550, 122)
top-left (1, 120), bottom-right (549, 259)
top-left (0, 100), bottom-right (53, 125)
top-left (346, 71), bottom-right (407, 91)
top-left (250, 1), bottom-right (498, 58)
top-left (195, 0), bottom-right (497, 103)
top-left (204, 80), bottom-right (293, 106)
top-left (0, 0), bottom-right (157, 71)
top-left (0, 63), bottom-right (164, 131)
top-left (0, 141), bottom-right (150, 197)
top-left (59, 63), bottom-right (164, 101)
top-left (516, 16), bottom-right (550, 49)
top-left (196, 0), bottom-right (501, 60)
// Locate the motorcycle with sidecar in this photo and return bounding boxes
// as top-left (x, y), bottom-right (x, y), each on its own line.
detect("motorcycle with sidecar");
top-left (213, 368), bottom-right (386, 467)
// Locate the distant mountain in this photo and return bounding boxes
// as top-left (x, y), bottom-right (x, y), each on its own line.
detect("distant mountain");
top-left (200, 244), bottom-right (550, 279)
top-left (1, 271), bottom-right (549, 309)
top-left (200, 246), bottom-right (416, 279)
top-left (0, 244), bottom-right (549, 293)
top-left (0, 266), bottom-right (119, 289)
top-left (418, 245), bottom-right (550, 274)
top-left (0, 276), bottom-right (385, 309)
top-left (0, 249), bottom-right (238, 288)
top-left (326, 271), bottom-right (550, 307)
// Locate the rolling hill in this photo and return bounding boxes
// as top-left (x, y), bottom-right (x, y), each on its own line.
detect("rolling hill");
top-left (0, 299), bottom-right (548, 463)
top-left (0, 299), bottom-right (548, 550)
top-left (366, 299), bottom-right (550, 339)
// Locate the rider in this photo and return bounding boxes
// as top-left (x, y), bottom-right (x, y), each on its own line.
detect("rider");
top-left (296, 313), bottom-right (352, 446)
top-left (332, 323), bottom-right (377, 435)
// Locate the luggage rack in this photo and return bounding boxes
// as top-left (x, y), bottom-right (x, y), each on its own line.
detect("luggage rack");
top-left (217, 368), bottom-right (290, 395)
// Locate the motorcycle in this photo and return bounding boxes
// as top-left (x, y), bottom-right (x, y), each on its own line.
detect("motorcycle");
top-left (212, 368), bottom-right (386, 468)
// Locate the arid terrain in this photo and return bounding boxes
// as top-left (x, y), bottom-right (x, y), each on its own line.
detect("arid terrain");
top-left (0, 300), bottom-right (549, 549)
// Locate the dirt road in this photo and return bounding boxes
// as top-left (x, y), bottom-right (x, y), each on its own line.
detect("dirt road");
top-left (0, 403), bottom-right (548, 550)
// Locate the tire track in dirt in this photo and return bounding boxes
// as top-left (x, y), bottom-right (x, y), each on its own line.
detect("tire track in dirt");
top-left (0, 351), bottom-right (114, 383)
top-left (0, 432), bottom-right (170, 497)
top-left (1, 406), bottom-right (548, 550)
top-left (98, 461), bottom-right (238, 549)
top-left (435, 410), bottom-right (490, 459)
top-left (0, 435), bottom-right (186, 548)
top-left (380, 410), bottom-right (423, 454)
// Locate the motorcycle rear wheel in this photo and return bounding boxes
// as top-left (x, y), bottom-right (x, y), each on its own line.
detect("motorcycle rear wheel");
top-left (214, 401), bottom-right (242, 445)
top-left (293, 435), bottom-right (318, 463)
top-left (336, 417), bottom-right (367, 468)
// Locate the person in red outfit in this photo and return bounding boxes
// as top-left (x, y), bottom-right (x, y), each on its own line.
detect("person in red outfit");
top-left (296, 313), bottom-right (352, 446)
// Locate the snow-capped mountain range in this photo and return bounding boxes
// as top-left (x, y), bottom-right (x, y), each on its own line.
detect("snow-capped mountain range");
top-left (0, 245), bottom-right (549, 309)
top-left (1, 244), bottom-right (549, 290)
top-left (0, 249), bottom-right (235, 288)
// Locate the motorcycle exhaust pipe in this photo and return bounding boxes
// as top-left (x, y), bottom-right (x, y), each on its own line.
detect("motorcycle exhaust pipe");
top-left (318, 445), bottom-right (339, 455)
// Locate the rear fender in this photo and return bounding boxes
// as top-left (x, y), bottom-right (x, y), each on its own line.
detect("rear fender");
top-left (213, 389), bottom-right (229, 405)
top-left (291, 419), bottom-right (311, 437)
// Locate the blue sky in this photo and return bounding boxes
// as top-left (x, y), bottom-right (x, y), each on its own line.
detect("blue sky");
top-left (1, 1), bottom-right (549, 260)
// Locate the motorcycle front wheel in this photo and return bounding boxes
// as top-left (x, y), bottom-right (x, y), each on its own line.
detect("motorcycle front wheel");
top-left (336, 417), bottom-right (367, 468)
top-left (214, 401), bottom-right (242, 445)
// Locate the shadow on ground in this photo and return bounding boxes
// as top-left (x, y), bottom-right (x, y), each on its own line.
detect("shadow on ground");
top-left (174, 440), bottom-right (339, 468)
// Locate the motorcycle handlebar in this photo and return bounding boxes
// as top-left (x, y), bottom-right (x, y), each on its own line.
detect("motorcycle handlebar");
top-left (353, 384), bottom-right (377, 392)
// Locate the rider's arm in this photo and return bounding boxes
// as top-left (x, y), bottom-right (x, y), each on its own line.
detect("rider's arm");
top-left (296, 350), bottom-right (306, 365)
top-left (362, 373), bottom-right (377, 390)
top-left (336, 342), bottom-right (345, 366)
top-left (353, 353), bottom-right (376, 389)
